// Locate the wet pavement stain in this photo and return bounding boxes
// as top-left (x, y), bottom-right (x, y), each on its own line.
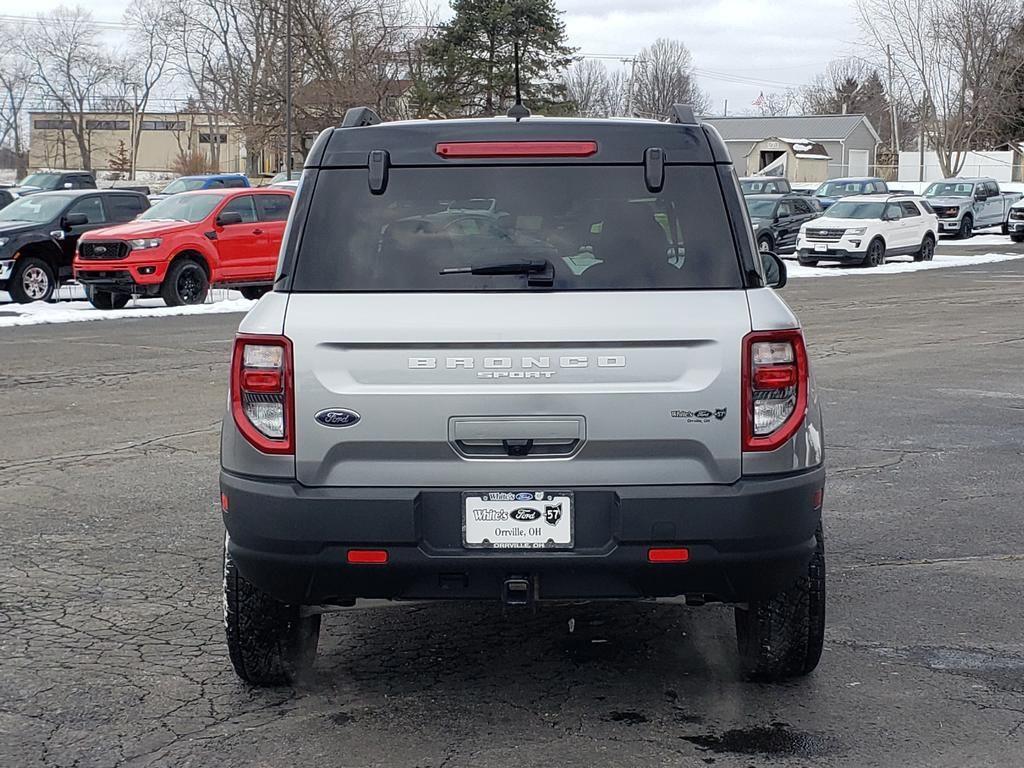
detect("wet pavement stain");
top-left (328, 710), bottom-right (355, 726)
top-left (607, 710), bottom-right (649, 725)
top-left (681, 722), bottom-right (834, 757)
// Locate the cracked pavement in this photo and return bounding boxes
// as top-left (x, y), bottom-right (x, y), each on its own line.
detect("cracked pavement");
top-left (2, 257), bottom-right (1024, 767)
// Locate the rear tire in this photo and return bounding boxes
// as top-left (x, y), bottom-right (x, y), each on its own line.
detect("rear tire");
top-left (862, 238), bottom-right (886, 267)
top-left (1012, 234), bottom-right (1024, 244)
top-left (757, 234), bottom-right (774, 254)
top-left (160, 258), bottom-right (209, 306)
top-left (240, 286), bottom-right (269, 300)
top-left (86, 287), bottom-right (131, 310)
top-left (735, 523), bottom-right (826, 681)
top-left (224, 537), bottom-right (320, 686)
top-left (8, 257), bottom-right (55, 303)
top-left (915, 234), bottom-right (935, 262)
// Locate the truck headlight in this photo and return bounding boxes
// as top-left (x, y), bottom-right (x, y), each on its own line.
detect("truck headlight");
top-left (128, 238), bottom-right (162, 250)
top-left (846, 227), bottom-right (866, 236)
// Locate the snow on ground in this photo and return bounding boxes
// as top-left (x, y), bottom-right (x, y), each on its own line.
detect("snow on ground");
top-left (783, 251), bottom-right (1024, 278)
top-left (1, 251), bottom-right (1023, 328)
top-left (0, 289), bottom-right (254, 328)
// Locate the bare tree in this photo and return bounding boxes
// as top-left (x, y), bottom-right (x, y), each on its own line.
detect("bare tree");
top-left (116, 0), bottom-right (172, 177)
top-left (857, 0), bottom-right (1024, 176)
top-left (630, 39), bottom-right (710, 120)
top-left (754, 90), bottom-right (799, 117)
top-left (21, 8), bottom-right (114, 172)
top-left (0, 21), bottom-right (32, 176)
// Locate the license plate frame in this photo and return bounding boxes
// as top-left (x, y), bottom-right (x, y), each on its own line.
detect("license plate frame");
top-left (813, 243), bottom-right (828, 253)
top-left (462, 490), bottom-right (574, 550)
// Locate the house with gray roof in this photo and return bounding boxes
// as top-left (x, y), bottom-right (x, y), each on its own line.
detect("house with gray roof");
top-left (702, 114), bottom-right (881, 181)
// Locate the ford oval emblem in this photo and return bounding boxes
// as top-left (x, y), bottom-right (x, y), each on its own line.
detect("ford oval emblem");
top-left (314, 408), bottom-right (361, 428)
top-left (509, 507), bottom-right (541, 522)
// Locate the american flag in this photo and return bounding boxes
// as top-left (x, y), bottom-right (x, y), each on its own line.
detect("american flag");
top-left (752, 92), bottom-right (766, 107)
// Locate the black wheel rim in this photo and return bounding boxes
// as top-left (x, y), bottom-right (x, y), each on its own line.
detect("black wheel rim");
top-left (177, 267), bottom-right (203, 303)
top-left (871, 243), bottom-right (882, 265)
top-left (924, 240), bottom-right (933, 259)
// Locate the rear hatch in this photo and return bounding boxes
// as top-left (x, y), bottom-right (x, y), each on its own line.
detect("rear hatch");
top-left (285, 160), bottom-right (751, 488)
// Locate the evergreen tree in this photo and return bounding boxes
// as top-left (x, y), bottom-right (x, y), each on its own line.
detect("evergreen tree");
top-left (413, 0), bottom-right (575, 118)
top-left (107, 139), bottom-right (132, 177)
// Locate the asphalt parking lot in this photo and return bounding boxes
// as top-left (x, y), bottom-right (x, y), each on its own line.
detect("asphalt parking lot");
top-left (2, 250), bottom-right (1024, 767)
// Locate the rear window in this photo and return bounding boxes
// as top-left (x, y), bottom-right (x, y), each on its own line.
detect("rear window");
top-left (292, 166), bottom-right (742, 292)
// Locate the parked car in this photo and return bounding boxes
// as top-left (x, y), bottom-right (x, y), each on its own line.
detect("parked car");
top-left (219, 104), bottom-right (826, 686)
top-left (811, 177), bottom-right (889, 210)
top-left (1009, 200), bottom-right (1024, 243)
top-left (0, 190), bottom-right (149, 303)
top-left (75, 187), bottom-right (294, 308)
top-left (745, 193), bottom-right (821, 253)
top-left (267, 171), bottom-right (298, 185)
top-left (796, 194), bottom-right (937, 267)
top-left (922, 177), bottom-right (1023, 239)
top-left (0, 187), bottom-right (15, 211)
top-left (739, 176), bottom-right (792, 195)
top-left (149, 173), bottom-right (250, 203)
top-left (12, 170), bottom-right (96, 196)
top-left (268, 179), bottom-right (300, 191)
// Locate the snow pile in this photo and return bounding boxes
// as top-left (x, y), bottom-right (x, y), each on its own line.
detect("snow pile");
top-left (0, 290), bottom-right (255, 328)
top-left (785, 251), bottom-right (1024, 278)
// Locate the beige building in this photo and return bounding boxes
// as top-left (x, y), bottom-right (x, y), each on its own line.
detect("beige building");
top-left (743, 137), bottom-right (832, 183)
top-left (28, 111), bottom-right (249, 175)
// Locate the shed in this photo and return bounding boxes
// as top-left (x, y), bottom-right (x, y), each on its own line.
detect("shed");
top-left (744, 137), bottom-right (831, 182)
top-left (703, 114), bottom-right (881, 180)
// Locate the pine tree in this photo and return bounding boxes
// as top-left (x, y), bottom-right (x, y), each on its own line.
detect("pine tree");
top-left (413, 0), bottom-right (575, 118)
top-left (107, 139), bottom-right (132, 178)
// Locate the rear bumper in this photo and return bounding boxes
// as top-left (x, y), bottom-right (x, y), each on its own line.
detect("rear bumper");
top-left (221, 466), bottom-right (826, 605)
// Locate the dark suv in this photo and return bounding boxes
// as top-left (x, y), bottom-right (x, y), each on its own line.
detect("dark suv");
top-left (220, 105), bottom-right (825, 686)
top-left (0, 190), bottom-right (149, 302)
top-left (745, 193), bottom-right (821, 253)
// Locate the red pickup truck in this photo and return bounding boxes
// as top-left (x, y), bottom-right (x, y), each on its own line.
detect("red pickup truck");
top-left (74, 187), bottom-right (294, 308)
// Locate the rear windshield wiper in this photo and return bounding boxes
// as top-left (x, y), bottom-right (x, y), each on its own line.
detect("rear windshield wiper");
top-left (439, 258), bottom-right (554, 286)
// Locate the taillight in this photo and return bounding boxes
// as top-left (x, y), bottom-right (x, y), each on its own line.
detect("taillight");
top-left (742, 329), bottom-right (808, 452)
top-left (231, 334), bottom-right (294, 454)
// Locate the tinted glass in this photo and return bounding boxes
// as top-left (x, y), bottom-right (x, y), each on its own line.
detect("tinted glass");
top-left (816, 181), bottom-right (865, 197)
top-left (899, 201), bottom-right (921, 217)
top-left (18, 173), bottom-right (62, 190)
top-left (221, 195), bottom-right (257, 223)
top-left (919, 200), bottom-right (935, 214)
top-left (255, 194), bottom-right (292, 222)
top-left (825, 201), bottom-right (886, 219)
top-left (140, 193), bottom-right (221, 223)
top-left (67, 196), bottom-right (105, 224)
top-left (108, 194), bottom-right (147, 221)
top-left (0, 194), bottom-right (75, 223)
top-left (162, 178), bottom-right (206, 194)
top-left (745, 198), bottom-right (777, 218)
top-left (793, 198), bottom-right (814, 215)
top-left (777, 202), bottom-right (793, 218)
top-left (222, 177), bottom-right (248, 188)
top-left (884, 203), bottom-right (902, 220)
top-left (986, 182), bottom-right (999, 196)
top-left (293, 166), bottom-right (743, 292)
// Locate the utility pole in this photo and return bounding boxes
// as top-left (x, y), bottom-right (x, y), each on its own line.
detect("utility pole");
top-left (886, 44), bottom-right (900, 154)
top-left (285, 0), bottom-right (293, 180)
top-left (918, 94), bottom-right (927, 182)
top-left (723, 99), bottom-right (728, 117)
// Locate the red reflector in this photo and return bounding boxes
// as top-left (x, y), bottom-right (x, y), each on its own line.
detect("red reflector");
top-left (241, 369), bottom-right (282, 392)
top-left (347, 549), bottom-right (388, 565)
top-left (753, 365), bottom-right (797, 389)
top-left (648, 547), bottom-right (690, 563)
top-left (220, 493), bottom-right (229, 512)
top-left (813, 488), bottom-right (824, 510)
top-left (435, 141), bottom-right (598, 158)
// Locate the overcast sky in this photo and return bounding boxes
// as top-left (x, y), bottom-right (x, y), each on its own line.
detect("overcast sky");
top-left (0, 0), bottom-right (861, 114)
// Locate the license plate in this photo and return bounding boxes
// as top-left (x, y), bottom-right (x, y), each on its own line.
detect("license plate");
top-left (463, 491), bottom-right (573, 549)
top-left (814, 243), bottom-right (827, 252)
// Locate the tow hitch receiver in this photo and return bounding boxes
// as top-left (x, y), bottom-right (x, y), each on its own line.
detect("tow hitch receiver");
top-left (503, 576), bottom-right (532, 606)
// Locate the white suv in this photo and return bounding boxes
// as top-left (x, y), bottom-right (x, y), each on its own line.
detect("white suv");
top-left (796, 194), bottom-right (938, 267)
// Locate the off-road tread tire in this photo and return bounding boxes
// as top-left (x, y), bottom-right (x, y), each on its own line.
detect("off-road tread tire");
top-left (240, 286), bottom-right (269, 300)
top-left (1011, 234), bottom-right (1024, 244)
top-left (957, 216), bottom-right (973, 240)
top-left (224, 542), bottom-right (320, 686)
top-left (735, 522), bottom-right (826, 681)
top-left (161, 258), bottom-right (209, 307)
top-left (757, 234), bottom-right (774, 254)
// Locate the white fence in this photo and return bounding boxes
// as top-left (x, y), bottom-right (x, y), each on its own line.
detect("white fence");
top-left (898, 151), bottom-right (1016, 183)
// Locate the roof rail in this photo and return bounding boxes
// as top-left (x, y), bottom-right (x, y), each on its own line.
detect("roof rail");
top-left (670, 104), bottom-right (697, 125)
top-left (341, 107), bottom-right (382, 128)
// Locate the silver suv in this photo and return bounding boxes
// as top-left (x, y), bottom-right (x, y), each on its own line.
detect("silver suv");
top-left (220, 105), bottom-right (826, 685)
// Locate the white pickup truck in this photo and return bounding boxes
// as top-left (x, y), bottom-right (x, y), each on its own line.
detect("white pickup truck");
top-left (922, 177), bottom-right (1023, 239)
top-left (1008, 200), bottom-right (1024, 243)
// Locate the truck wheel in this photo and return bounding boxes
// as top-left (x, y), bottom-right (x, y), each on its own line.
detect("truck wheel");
top-left (915, 234), bottom-right (935, 262)
top-left (735, 522), bottom-right (826, 681)
top-left (757, 234), bottom-right (774, 254)
top-left (240, 286), bottom-right (269, 300)
top-left (161, 258), bottom-right (209, 306)
top-left (224, 537), bottom-right (320, 686)
top-left (86, 287), bottom-right (131, 310)
top-left (957, 216), bottom-right (973, 239)
top-left (9, 257), bottom-right (55, 303)
top-left (1012, 234), bottom-right (1024, 244)
top-left (862, 238), bottom-right (886, 267)
top-left (1002, 222), bottom-right (1009, 236)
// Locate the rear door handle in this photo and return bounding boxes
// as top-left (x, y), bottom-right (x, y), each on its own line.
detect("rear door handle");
top-left (252, 228), bottom-right (263, 235)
